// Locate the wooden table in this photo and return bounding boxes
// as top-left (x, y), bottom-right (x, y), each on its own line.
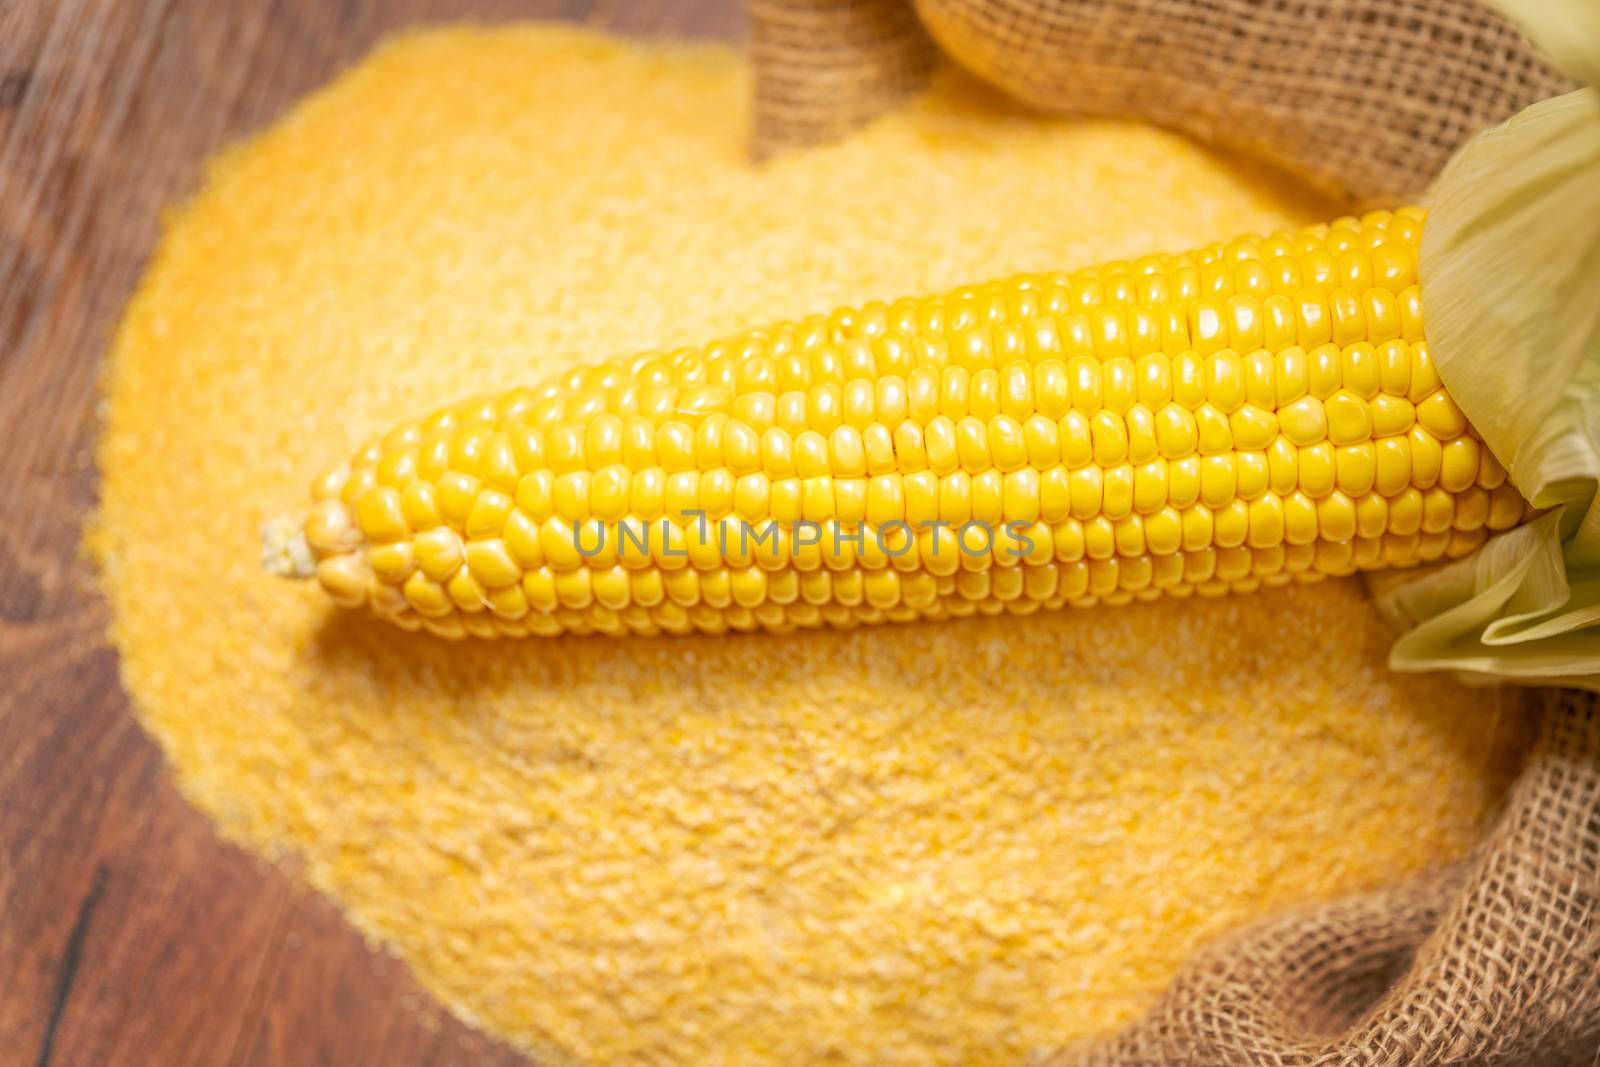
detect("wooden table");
top-left (0, 3), bottom-right (738, 1063)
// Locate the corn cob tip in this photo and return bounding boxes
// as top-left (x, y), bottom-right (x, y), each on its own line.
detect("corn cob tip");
top-left (267, 497), bottom-right (399, 618)
top-left (262, 515), bottom-right (317, 580)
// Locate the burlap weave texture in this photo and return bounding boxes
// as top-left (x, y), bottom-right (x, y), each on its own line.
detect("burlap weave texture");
top-left (1048, 689), bottom-right (1600, 1066)
top-left (750, 0), bottom-right (938, 156)
top-left (749, 0), bottom-right (1575, 202)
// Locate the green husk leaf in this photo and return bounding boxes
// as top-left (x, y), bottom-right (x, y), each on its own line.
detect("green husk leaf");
top-left (1373, 6), bottom-right (1600, 689)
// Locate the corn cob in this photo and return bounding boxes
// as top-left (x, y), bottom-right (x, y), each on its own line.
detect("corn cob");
top-left (270, 207), bottom-right (1530, 639)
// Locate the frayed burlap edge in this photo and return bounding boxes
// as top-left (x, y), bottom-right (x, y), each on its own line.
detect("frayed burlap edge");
top-left (1042, 688), bottom-right (1600, 1066)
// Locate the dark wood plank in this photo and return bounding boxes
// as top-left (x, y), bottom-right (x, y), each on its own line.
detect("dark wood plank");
top-left (0, 2), bottom-right (741, 1064)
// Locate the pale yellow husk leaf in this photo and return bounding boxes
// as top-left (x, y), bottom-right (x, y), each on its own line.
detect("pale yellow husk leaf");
top-left (1374, 0), bottom-right (1600, 688)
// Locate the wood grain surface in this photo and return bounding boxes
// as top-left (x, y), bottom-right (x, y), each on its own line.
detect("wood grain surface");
top-left (0, 2), bottom-right (740, 1064)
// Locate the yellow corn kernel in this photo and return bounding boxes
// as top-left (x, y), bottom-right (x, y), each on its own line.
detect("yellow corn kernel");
top-left (1298, 442), bottom-right (1335, 498)
top-left (1040, 467), bottom-right (1071, 523)
top-left (1389, 488), bottom-right (1424, 536)
top-left (1133, 461), bottom-right (1167, 516)
top-left (1083, 516), bottom-right (1116, 560)
top-left (294, 209), bottom-right (1528, 636)
top-left (1167, 456), bottom-right (1201, 509)
top-left (1199, 454), bottom-right (1237, 509)
top-left (1372, 437), bottom-right (1412, 497)
top-left (1181, 505), bottom-right (1213, 552)
top-left (1399, 285), bottom-right (1426, 341)
top-left (1067, 356), bottom-right (1103, 413)
top-left (1295, 295), bottom-right (1331, 348)
top-left (1317, 491), bottom-right (1357, 542)
top-left (1323, 391), bottom-right (1372, 446)
top-left (926, 417), bottom-right (960, 475)
top-left (1113, 515), bottom-right (1145, 557)
top-left (1308, 343), bottom-right (1342, 399)
top-left (940, 472), bottom-right (972, 524)
top-left (1102, 465), bottom-right (1135, 520)
top-left (1340, 342), bottom-right (1380, 398)
top-left (1363, 288), bottom-right (1401, 345)
top-left (1052, 519), bottom-right (1085, 562)
top-left (398, 481), bottom-right (441, 532)
top-left (972, 470), bottom-right (1004, 525)
top-left (1090, 411), bottom-right (1129, 466)
top-left (1376, 339), bottom-right (1411, 397)
top-left (956, 417), bottom-right (991, 473)
top-left (555, 567), bottom-right (594, 609)
top-left (1416, 390), bottom-right (1468, 440)
top-left (1173, 352), bottom-right (1206, 409)
top-left (1005, 469), bottom-right (1043, 523)
top-left (1438, 437), bottom-right (1481, 494)
top-left (413, 527), bottom-right (464, 581)
top-left (1477, 449), bottom-right (1509, 491)
top-left (1421, 487), bottom-right (1456, 535)
top-left (368, 542), bottom-right (415, 584)
top-left (1314, 537), bottom-right (1355, 575)
top-left (1035, 360), bottom-right (1071, 417)
top-left (1136, 353), bottom-right (1172, 408)
top-left (866, 474), bottom-right (904, 528)
top-left (355, 487), bottom-right (409, 544)
top-left (1125, 405), bottom-right (1159, 464)
top-left (1335, 443), bottom-right (1377, 498)
top-left (1278, 396), bottom-right (1327, 447)
top-left (1452, 486), bottom-right (1491, 532)
top-left (435, 471), bottom-right (482, 528)
top-left (832, 479), bottom-right (870, 524)
top-left (1369, 394), bottom-right (1415, 438)
top-left (446, 567), bottom-right (488, 612)
top-left (862, 423), bottom-right (896, 475)
top-left (402, 570), bottom-right (454, 618)
top-left (1215, 500), bottom-right (1250, 548)
top-left (1236, 451), bottom-right (1270, 501)
top-left (1283, 492), bottom-right (1318, 546)
top-left (1409, 427), bottom-right (1443, 489)
top-left (1355, 493), bottom-right (1390, 539)
top-left (904, 470), bottom-right (938, 525)
top-left (890, 420), bottom-right (927, 475)
top-left (1242, 348), bottom-right (1276, 407)
top-left (465, 539), bottom-right (521, 588)
top-left (1274, 345), bottom-right (1309, 406)
top-left (462, 488), bottom-right (513, 539)
top-left (1247, 494), bottom-right (1285, 549)
top-left (1407, 342), bottom-right (1443, 404)
top-left (1195, 403), bottom-right (1233, 454)
top-left (1023, 414), bottom-right (1061, 468)
top-left (1484, 483), bottom-right (1523, 531)
top-left (1228, 404), bottom-right (1277, 451)
top-left (1144, 507), bottom-right (1183, 555)
top-left (1059, 411), bottom-right (1094, 468)
top-left (1205, 351), bottom-right (1245, 413)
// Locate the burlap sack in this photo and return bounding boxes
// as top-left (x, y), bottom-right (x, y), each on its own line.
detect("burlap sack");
top-left (748, 0), bottom-right (1575, 202)
top-left (747, 6), bottom-right (1598, 1061)
top-left (749, 0), bottom-right (939, 155)
top-left (747, 4), bottom-right (1598, 1062)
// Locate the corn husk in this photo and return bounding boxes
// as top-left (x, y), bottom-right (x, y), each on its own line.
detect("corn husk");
top-left (1373, 0), bottom-right (1600, 689)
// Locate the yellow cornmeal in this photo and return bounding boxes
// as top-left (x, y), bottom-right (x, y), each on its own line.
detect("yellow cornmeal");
top-left (92, 25), bottom-right (1528, 1067)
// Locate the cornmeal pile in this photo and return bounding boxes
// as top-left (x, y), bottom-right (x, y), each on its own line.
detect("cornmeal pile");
top-left (93, 26), bottom-right (1528, 1067)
